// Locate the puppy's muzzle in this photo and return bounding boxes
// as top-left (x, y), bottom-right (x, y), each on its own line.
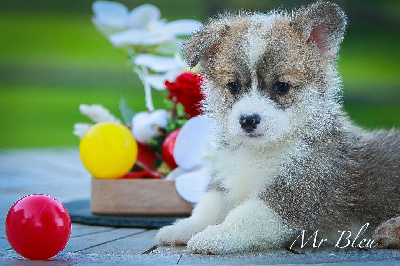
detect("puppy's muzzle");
top-left (239, 114), bottom-right (261, 133)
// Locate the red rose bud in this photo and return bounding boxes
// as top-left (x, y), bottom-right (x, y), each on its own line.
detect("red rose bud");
top-left (165, 72), bottom-right (204, 118)
top-left (162, 129), bottom-right (180, 169)
top-left (136, 142), bottom-right (157, 169)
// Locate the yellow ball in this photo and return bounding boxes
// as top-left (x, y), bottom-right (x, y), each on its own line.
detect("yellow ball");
top-left (79, 122), bottom-right (138, 179)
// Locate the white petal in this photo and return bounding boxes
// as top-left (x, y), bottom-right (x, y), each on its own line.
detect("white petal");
top-left (175, 167), bottom-right (210, 203)
top-left (131, 110), bottom-right (170, 143)
top-left (73, 123), bottom-right (93, 139)
top-left (163, 68), bottom-right (186, 82)
top-left (146, 74), bottom-right (167, 90)
top-left (143, 33), bottom-right (174, 45)
top-left (110, 29), bottom-right (173, 46)
top-left (131, 112), bottom-right (157, 143)
top-left (79, 104), bottom-right (121, 124)
top-left (151, 109), bottom-right (170, 128)
top-left (134, 54), bottom-right (184, 72)
top-left (92, 1), bottom-right (129, 29)
top-left (155, 41), bottom-right (181, 56)
top-left (174, 116), bottom-right (217, 170)
top-left (160, 20), bottom-right (202, 36)
top-left (109, 29), bottom-right (149, 46)
top-left (92, 19), bottom-right (122, 36)
top-left (166, 167), bottom-right (187, 180)
top-left (146, 67), bottom-right (187, 90)
top-left (127, 4), bottom-right (161, 29)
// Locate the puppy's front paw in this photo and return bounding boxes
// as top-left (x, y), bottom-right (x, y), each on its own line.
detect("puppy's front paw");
top-left (156, 218), bottom-right (205, 246)
top-left (373, 217), bottom-right (400, 249)
top-left (187, 224), bottom-right (242, 255)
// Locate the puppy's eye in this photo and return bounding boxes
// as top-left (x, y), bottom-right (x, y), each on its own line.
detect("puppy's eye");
top-left (273, 82), bottom-right (290, 95)
top-left (227, 81), bottom-right (241, 94)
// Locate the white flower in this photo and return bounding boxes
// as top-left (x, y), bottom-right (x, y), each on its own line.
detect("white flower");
top-left (166, 116), bottom-right (218, 203)
top-left (73, 104), bottom-right (122, 139)
top-left (131, 110), bottom-right (170, 144)
top-left (92, 1), bottom-right (202, 48)
top-left (134, 54), bottom-right (187, 90)
top-left (109, 20), bottom-right (201, 47)
top-left (79, 104), bottom-right (121, 124)
top-left (92, 1), bottom-right (160, 36)
top-left (134, 54), bottom-right (185, 72)
top-left (92, 1), bottom-right (201, 46)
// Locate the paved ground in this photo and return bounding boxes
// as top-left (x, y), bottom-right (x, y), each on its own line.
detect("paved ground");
top-left (1, 147), bottom-right (400, 265)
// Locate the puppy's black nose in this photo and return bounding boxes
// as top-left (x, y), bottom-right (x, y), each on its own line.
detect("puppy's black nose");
top-left (239, 114), bottom-right (261, 133)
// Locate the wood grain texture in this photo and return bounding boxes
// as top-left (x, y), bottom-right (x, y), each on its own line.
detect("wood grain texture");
top-left (91, 178), bottom-right (193, 215)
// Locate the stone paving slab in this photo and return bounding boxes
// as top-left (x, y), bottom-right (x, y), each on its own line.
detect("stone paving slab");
top-left (150, 246), bottom-right (400, 265)
top-left (0, 216), bottom-right (5, 238)
top-left (79, 230), bottom-right (158, 255)
top-left (0, 238), bottom-right (10, 250)
top-left (177, 249), bottom-right (400, 265)
top-left (64, 228), bottom-right (145, 253)
top-left (0, 148), bottom-right (91, 205)
top-left (0, 249), bottom-right (183, 265)
top-left (70, 224), bottom-right (116, 238)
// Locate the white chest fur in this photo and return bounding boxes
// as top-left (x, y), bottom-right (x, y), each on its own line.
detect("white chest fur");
top-left (213, 143), bottom-right (290, 203)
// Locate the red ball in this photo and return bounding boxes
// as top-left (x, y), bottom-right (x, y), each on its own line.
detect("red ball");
top-left (162, 129), bottom-right (180, 169)
top-left (5, 195), bottom-right (71, 260)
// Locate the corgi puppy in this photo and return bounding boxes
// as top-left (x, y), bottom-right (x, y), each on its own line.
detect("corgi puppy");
top-left (156, 1), bottom-right (400, 254)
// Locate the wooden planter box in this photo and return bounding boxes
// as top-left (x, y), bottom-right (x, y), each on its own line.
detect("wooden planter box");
top-left (91, 178), bottom-right (193, 216)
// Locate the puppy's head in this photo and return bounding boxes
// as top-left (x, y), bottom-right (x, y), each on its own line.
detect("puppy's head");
top-left (184, 2), bottom-right (347, 146)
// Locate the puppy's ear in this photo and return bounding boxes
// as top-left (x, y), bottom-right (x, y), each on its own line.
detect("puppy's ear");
top-left (183, 22), bottom-right (230, 68)
top-left (292, 1), bottom-right (347, 58)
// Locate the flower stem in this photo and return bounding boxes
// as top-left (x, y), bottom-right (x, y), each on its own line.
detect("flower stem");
top-left (135, 66), bottom-right (155, 112)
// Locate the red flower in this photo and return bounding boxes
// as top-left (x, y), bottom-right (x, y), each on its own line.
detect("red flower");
top-left (165, 72), bottom-right (204, 118)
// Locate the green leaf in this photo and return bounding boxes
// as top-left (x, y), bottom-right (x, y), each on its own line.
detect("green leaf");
top-left (148, 138), bottom-right (158, 147)
top-left (177, 119), bottom-right (188, 127)
top-left (166, 123), bottom-right (177, 133)
top-left (163, 99), bottom-right (174, 110)
top-left (119, 98), bottom-right (136, 125)
top-left (176, 103), bottom-right (186, 118)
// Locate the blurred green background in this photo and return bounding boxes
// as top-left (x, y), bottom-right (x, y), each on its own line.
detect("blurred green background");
top-left (0, 0), bottom-right (399, 147)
